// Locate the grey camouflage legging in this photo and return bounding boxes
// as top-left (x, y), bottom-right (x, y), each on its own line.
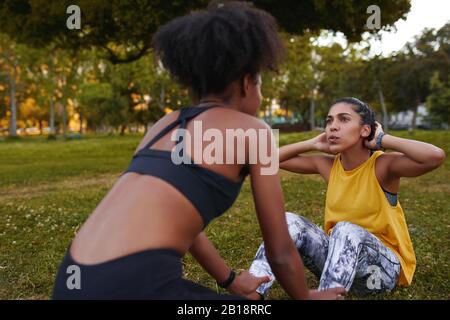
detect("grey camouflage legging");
top-left (249, 212), bottom-right (401, 297)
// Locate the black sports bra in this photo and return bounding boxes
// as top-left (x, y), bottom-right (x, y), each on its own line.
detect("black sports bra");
top-left (125, 105), bottom-right (249, 227)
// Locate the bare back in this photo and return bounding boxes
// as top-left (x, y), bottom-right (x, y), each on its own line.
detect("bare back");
top-left (70, 107), bottom-right (259, 265)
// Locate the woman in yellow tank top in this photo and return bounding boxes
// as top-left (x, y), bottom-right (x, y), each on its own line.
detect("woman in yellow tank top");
top-left (249, 97), bottom-right (445, 298)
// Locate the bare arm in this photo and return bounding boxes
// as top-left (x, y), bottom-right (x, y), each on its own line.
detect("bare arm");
top-left (279, 133), bottom-right (334, 181)
top-left (250, 125), bottom-right (345, 299)
top-left (250, 161), bottom-right (310, 299)
top-left (189, 232), bottom-right (234, 284)
top-left (279, 138), bottom-right (316, 163)
top-left (248, 124), bottom-right (311, 299)
top-left (383, 135), bottom-right (445, 177)
top-left (366, 123), bottom-right (446, 178)
top-left (189, 232), bottom-right (270, 298)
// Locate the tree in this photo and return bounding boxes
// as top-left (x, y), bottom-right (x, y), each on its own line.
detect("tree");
top-left (312, 42), bottom-right (368, 123)
top-left (278, 34), bottom-right (315, 127)
top-left (76, 50), bottom-right (187, 134)
top-left (0, 0), bottom-right (411, 64)
top-left (255, 0), bottom-right (410, 41)
top-left (426, 72), bottom-right (450, 126)
top-left (381, 23), bottom-right (450, 130)
top-left (0, 34), bottom-right (21, 136)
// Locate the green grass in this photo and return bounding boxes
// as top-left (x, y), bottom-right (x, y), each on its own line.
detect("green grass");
top-left (0, 131), bottom-right (449, 299)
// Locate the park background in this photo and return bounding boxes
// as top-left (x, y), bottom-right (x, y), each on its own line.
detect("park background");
top-left (0, 0), bottom-right (448, 299)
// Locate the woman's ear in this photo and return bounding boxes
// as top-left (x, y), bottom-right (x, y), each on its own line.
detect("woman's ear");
top-left (239, 76), bottom-right (247, 97)
top-left (361, 124), bottom-right (371, 139)
top-left (241, 74), bottom-right (254, 96)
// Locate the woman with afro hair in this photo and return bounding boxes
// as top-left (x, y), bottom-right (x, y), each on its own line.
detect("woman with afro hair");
top-left (53, 1), bottom-right (345, 300)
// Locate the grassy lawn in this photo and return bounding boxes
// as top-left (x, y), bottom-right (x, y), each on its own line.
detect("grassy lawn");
top-left (0, 131), bottom-right (448, 300)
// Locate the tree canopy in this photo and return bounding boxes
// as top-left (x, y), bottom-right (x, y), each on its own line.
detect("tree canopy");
top-left (0, 0), bottom-right (411, 64)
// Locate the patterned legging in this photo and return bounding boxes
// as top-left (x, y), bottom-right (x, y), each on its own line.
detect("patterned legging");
top-left (249, 212), bottom-right (401, 297)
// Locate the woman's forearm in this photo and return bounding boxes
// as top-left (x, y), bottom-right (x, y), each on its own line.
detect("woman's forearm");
top-left (268, 247), bottom-right (310, 300)
top-left (189, 232), bottom-right (231, 283)
top-left (382, 134), bottom-right (446, 165)
top-left (279, 139), bottom-right (315, 163)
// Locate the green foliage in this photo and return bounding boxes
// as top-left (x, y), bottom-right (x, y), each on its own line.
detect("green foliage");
top-left (426, 73), bottom-right (450, 126)
top-left (0, 0), bottom-right (410, 64)
top-left (78, 82), bottom-right (115, 129)
top-left (0, 0), bottom-right (208, 64)
top-left (383, 24), bottom-right (450, 114)
top-left (256, 0), bottom-right (411, 41)
top-left (277, 34), bottom-right (315, 123)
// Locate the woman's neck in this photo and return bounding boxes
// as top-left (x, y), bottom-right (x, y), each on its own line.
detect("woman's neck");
top-left (198, 94), bottom-right (241, 111)
top-left (339, 143), bottom-right (372, 171)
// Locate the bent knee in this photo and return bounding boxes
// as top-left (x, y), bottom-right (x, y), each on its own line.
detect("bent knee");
top-left (285, 212), bottom-right (310, 230)
top-left (331, 221), bottom-right (366, 239)
top-left (285, 212), bottom-right (318, 241)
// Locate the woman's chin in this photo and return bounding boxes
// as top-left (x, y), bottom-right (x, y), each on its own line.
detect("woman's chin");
top-left (329, 145), bottom-right (341, 154)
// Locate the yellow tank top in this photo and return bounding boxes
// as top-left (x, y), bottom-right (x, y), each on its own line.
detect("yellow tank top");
top-left (324, 151), bottom-right (416, 286)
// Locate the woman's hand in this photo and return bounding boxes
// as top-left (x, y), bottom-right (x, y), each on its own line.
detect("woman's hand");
top-left (279, 132), bottom-right (332, 162)
top-left (311, 132), bottom-right (332, 154)
top-left (364, 121), bottom-right (384, 150)
top-left (227, 270), bottom-right (270, 299)
top-left (309, 287), bottom-right (347, 300)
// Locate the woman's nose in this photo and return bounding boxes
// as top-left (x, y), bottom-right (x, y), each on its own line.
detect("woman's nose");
top-left (330, 121), bottom-right (338, 131)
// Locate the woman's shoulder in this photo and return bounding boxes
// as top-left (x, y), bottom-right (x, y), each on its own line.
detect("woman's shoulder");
top-left (374, 151), bottom-right (404, 184)
top-left (375, 151), bottom-right (404, 167)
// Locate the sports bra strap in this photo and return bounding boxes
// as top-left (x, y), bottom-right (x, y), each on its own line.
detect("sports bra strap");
top-left (142, 106), bottom-right (219, 150)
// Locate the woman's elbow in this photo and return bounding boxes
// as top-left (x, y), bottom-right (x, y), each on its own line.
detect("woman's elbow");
top-left (430, 147), bottom-right (446, 168)
top-left (265, 246), bottom-right (293, 268)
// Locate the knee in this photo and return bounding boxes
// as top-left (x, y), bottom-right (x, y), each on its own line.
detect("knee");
top-left (285, 212), bottom-right (308, 237)
top-left (285, 211), bottom-right (303, 224)
top-left (285, 212), bottom-right (311, 224)
top-left (331, 221), bottom-right (365, 240)
top-left (285, 212), bottom-right (302, 225)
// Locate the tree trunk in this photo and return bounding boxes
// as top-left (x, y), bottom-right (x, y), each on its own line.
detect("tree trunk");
top-left (49, 55), bottom-right (56, 134)
top-left (410, 102), bottom-right (419, 132)
top-left (309, 98), bottom-right (315, 130)
top-left (79, 112), bottom-right (83, 134)
top-left (49, 97), bottom-right (55, 134)
top-left (61, 103), bottom-right (68, 138)
top-left (60, 74), bottom-right (68, 139)
top-left (8, 61), bottom-right (17, 137)
top-left (120, 124), bottom-right (127, 136)
top-left (378, 86), bottom-right (388, 131)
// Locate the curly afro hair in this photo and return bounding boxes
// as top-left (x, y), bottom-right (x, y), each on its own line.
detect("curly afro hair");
top-left (152, 1), bottom-right (285, 99)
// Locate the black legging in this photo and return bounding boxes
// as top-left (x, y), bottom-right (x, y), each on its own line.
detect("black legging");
top-left (53, 247), bottom-right (243, 300)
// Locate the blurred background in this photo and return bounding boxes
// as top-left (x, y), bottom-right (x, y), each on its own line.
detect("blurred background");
top-left (0, 0), bottom-right (448, 139)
